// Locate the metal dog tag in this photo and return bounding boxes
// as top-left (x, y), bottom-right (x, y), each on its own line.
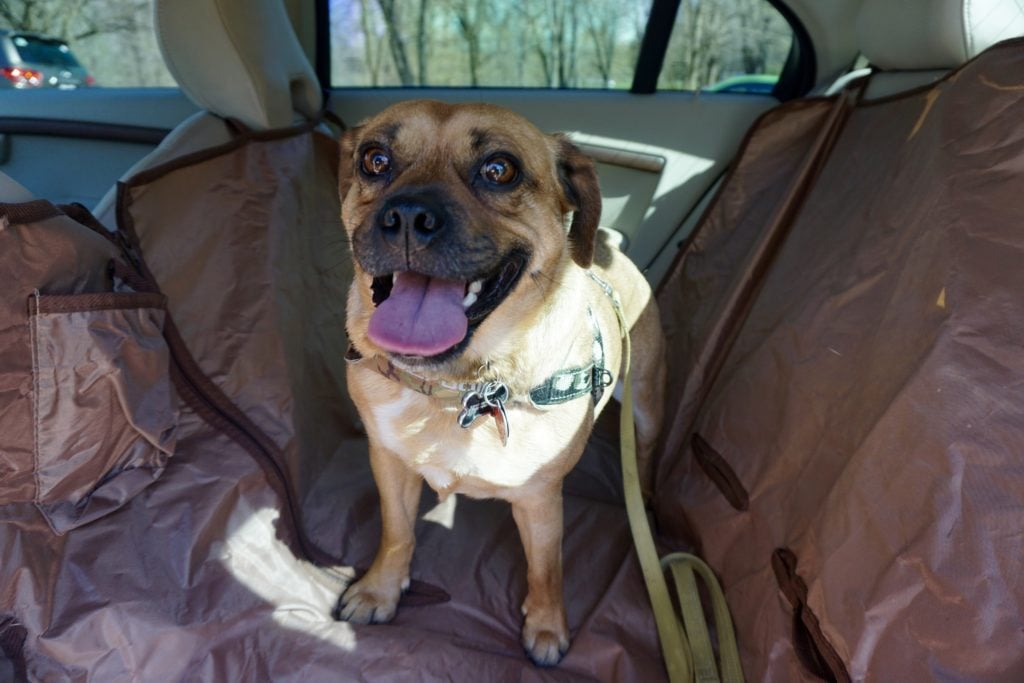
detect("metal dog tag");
top-left (457, 381), bottom-right (511, 446)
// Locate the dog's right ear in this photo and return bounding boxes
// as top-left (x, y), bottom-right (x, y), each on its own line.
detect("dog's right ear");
top-left (338, 126), bottom-right (362, 200)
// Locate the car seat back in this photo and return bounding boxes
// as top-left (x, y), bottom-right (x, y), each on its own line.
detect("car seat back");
top-left (94, 0), bottom-right (323, 225)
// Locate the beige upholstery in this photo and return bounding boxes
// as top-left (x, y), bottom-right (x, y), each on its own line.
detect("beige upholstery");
top-left (0, 170), bottom-right (35, 203)
top-left (858, 0), bottom-right (1024, 71)
top-left (826, 67), bottom-right (950, 99)
top-left (862, 69), bottom-right (951, 99)
top-left (820, 0), bottom-right (1024, 101)
top-left (155, 0), bottom-right (321, 130)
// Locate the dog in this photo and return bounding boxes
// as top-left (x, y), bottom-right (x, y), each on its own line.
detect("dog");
top-left (335, 100), bottom-right (666, 666)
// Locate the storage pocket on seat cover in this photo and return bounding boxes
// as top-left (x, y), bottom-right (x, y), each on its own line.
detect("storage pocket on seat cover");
top-left (29, 290), bottom-right (177, 533)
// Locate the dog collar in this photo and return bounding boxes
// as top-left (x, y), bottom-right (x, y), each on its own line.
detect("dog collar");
top-left (346, 271), bottom-right (621, 446)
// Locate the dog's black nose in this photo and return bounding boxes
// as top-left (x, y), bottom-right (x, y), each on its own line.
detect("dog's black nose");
top-left (377, 196), bottom-right (445, 246)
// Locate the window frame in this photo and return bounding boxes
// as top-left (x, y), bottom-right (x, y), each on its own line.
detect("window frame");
top-left (315, 0), bottom-right (815, 100)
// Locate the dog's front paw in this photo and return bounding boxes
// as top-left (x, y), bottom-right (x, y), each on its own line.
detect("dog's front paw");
top-left (334, 575), bottom-right (406, 624)
top-left (522, 613), bottom-right (569, 667)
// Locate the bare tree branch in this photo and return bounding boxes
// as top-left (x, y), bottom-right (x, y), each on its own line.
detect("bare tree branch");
top-left (375, 0), bottom-right (414, 85)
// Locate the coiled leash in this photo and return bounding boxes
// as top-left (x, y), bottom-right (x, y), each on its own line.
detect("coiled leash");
top-left (610, 285), bottom-right (744, 683)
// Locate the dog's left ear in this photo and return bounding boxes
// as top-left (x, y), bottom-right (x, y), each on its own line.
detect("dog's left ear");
top-left (338, 126), bottom-right (362, 201)
top-left (553, 135), bottom-right (602, 268)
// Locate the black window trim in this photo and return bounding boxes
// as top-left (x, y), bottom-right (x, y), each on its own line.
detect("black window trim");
top-left (768, 0), bottom-right (817, 100)
top-left (630, 0), bottom-right (683, 94)
top-left (314, 0), bottom-right (331, 91)
top-left (314, 0), bottom-right (815, 100)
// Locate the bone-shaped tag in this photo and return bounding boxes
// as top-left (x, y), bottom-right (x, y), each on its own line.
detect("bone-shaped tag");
top-left (457, 381), bottom-right (511, 446)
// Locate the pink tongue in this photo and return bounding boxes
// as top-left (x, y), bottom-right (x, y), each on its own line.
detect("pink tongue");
top-left (368, 272), bottom-right (468, 356)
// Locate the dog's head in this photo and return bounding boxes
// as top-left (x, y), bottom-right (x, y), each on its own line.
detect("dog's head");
top-left (339, 100), bottom-right (601, 375)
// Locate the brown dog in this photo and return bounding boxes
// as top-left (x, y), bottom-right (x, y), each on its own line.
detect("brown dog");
top-left (336, 100), bottom-right (665, 666)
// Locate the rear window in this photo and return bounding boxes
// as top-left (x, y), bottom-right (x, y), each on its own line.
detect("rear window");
top-left (12, 35), bottom-right (81, 68)
top-left (330, 0), bottom-right (654, 89)
top-left (329, 0), bottom-right (795, 93)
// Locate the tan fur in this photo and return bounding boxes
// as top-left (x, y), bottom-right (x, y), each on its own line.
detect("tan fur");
top-left (336, 100), bottom-right (666, 666)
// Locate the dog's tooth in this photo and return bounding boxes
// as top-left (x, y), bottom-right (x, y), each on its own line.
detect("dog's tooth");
top-left (463, 291), bottom-right (478, 308)
top-left (469, 279), bottom-right (483, 294)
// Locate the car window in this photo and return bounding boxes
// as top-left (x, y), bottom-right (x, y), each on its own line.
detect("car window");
top-left (659, 0), bottom-right (792, 92)
top-left (0, 0), bottom-right (174, 88)
top-left (330, 0), bottom-right (652, 89)
top-left (329, 0), bottom-right (793, 92)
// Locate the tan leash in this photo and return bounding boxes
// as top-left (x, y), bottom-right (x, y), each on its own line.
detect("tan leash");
top-left (620, 82), bottom-right (868, 682)
top-left (613, 296), bottom-right (744, 683)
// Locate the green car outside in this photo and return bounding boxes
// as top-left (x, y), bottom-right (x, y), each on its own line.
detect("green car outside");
top-left (704, 73), bottom-right (779, 94)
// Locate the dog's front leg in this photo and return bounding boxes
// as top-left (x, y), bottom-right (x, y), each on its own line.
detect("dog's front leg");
top-left (511, 486), bottom-right (569, 666)
top-left (337, 444), bottom-right (422, 624)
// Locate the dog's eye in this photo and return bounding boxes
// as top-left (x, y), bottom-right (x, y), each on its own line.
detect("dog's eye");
top-left (480, 157), bottom-right (517, 185)
top-left (361, 148), bottom-right (391, 176)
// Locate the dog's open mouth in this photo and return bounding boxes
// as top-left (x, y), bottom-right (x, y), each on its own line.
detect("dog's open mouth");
top-left (366, 249), bottom-right (528, 358)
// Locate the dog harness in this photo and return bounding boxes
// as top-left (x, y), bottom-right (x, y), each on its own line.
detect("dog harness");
top-left (346, 271), bottom-right (621, 446)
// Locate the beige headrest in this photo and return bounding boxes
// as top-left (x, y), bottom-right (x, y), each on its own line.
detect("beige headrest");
top-left (155, 0), bottom-right (321, 130)
top-left (858, 0), bottom-right (1024, 70)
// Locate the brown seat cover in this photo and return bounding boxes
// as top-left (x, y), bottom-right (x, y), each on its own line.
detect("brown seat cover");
top-left (655, 39), bottom-right (1024, 681)
top-left (0, 122), bottom-right (664, 680)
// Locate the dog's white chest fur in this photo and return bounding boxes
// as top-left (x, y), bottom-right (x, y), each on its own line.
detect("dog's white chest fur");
top-left (369, 387), bottom-right (586, 495)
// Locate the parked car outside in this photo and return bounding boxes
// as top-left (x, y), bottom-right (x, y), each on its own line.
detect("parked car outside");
top-left (704, 73), bottom-right (779, 94)
top-left (0, 30), bottom-right (94, 89)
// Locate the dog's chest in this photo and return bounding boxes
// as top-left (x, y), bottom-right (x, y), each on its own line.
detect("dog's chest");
top-left (368, 387), bottom-right (587, 495)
